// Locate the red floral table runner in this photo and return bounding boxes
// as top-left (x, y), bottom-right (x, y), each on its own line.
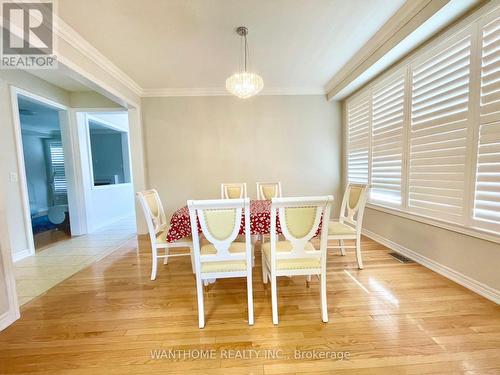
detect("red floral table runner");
top-left (167, 200), bottom-right (282, 242)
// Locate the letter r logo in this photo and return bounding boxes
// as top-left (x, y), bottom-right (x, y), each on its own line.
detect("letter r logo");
top-left (2, 2), bottom-right (53, 55)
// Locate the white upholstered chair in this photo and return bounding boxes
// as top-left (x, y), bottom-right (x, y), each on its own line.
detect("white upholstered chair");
top-left (220, 183), bottom-right (247, 199)
top-left (261, 196), bottom-right (333, 324)
top-left (327, 184), bottom-right (368, 269)
top-left (136, 190), bottom-right (193, 280)
top-left (256, 182), bottom-right (282, 200)
top-left (188, 198), bottom-right (254, 328)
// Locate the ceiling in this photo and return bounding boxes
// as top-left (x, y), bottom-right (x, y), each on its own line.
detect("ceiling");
top-left (57, 0), bottom-right (406, 93)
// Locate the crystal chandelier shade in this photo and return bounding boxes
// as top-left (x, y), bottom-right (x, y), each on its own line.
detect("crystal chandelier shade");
top-left (226, 72), bottom-right (264, 99)
top-left (225, 26), bottom-right (264, 99)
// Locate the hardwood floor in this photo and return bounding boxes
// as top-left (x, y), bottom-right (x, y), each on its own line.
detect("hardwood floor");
top-left (1, 236), bottom-right (499, 374)
top-left (33, 229), bottom-right (71, 251)
top-left (15, 217), bottom-right (136, 306)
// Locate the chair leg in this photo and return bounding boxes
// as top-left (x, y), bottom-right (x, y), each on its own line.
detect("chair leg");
top-left (271, 275), bottom-right (278, 325)
top-left (320, 272), bottom-right (328, 322)
top-left (262, 252), bottom-right (268, 284)
top-left (189, 246), bottom-right (195, 274)
top-left (163, 246), bottom-right (170, 264)
top-left (151, 247), bottom-right (158, 281)
top-left (196, 276), bottom-right (205, 328)
top-left (356, 236), bottom-right (364, 269)
top-left (247, 272), bottom-right (254, 326)
top-left (306, 275), bottom-right (311, 288)
top-left (339, 239), bottom-right (346, 256)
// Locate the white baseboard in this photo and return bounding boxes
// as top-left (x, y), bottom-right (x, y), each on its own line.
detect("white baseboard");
top-left (88, 214), bottom-right (136, 233)
top-left (0, 310), bottom-right (18, 332)
top-left (12, 248), bottom-right (32, 262)
top-left (362, 229), bottom-right (500, 305)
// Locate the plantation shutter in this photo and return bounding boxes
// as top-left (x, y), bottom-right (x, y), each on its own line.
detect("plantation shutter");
top-left (408, 33), bottom-right (472, 223)
top-left (370, 71), bottom-right (405, 205)
top-left (48, 141), bottom-right (67, 194)
top-left (474, 13), bottom-right (500, 231)
top-left (347, 93), bottom-right (370, 184)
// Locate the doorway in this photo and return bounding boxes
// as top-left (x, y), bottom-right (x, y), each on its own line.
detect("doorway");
top-left (14, 91), bottom-right (74, 252)
top-left (12, 87), bottom-right (74, 261)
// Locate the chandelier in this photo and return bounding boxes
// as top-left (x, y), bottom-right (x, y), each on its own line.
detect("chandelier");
top-left (226, 26), bottom-right (264, 99)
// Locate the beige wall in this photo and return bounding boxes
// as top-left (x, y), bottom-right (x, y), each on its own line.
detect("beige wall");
top-left (363, 208), bottom-right (500, 292)
top-left (142, 95), bottom-right (342, 216)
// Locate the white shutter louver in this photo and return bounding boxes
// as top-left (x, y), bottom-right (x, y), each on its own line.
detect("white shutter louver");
top-left (48, 141), bottom-right (67, 194)
top-left (347, 94), bottom-right (370, 184)
top-left (474, 15), bottom-right (500, 231)
top-left (370, 71), bottom-right (405, 205)
top-left (408, 34), bottom-right (472, 223)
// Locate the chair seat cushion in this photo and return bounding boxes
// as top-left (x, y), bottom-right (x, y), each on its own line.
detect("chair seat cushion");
top-left (328, 221), bottom-right (356, 236)
top-left (262, 241), bottom-right (320, 270)
top-left (200, 242), bottom-right (248, 273)
top-left (201, 260), bottom-right (247, 273)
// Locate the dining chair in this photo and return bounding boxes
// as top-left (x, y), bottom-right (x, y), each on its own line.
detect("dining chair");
top-left (188, 198), bottom-right (254, 328)
top-left (327, 184), bottom-right (368, 269)
top-left (220, 183), bottom-right (247, 199)
top-left (262, 195), bottom-right (333, 324)
top-left (256, 182), bottom-right (282, 200)
top-left (136, 190), bottom-right (193, 280)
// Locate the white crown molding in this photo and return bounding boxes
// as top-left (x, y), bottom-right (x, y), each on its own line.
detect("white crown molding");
top-left (325, 0), bottom-right (453, 100)
top-left (362, 229), bottom-right (500, 305)
top-left (53, 16), bottom-right (143, 97)
top-left (142, 86), bottom-right (325, 97)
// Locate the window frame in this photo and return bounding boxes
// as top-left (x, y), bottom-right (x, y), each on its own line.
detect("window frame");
top-left (343, 2), bottom-right (500, 245)
top-left (85, 116), bottom-right (132, 189)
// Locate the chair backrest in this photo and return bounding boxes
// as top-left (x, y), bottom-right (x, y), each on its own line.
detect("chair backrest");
top-left (339, 184), bottom-right (369, 231)
top-left (188, 198), bottom-right (251, 270)
top-left (136, 189), bottom-right (167, 243)
top-left (269, 196), bottom-right (333, 266)
top-left (256, 182), bottom-right (282, 200)
top-left (220, 183), bottom-right (247, 199)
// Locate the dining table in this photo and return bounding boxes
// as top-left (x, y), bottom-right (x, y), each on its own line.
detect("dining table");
top-left (166, 200), bottom-right (284, 243)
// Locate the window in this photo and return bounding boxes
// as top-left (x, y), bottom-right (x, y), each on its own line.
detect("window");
top-left (346, 92), bottom-right (370, 184)
top-left (409, 33), bottom-right (472, 224)
top-left (345, 5), bottom-right (500, 237)
top-left (473, 14), bottom-right (500, 232)
top-left (88, 121), bottom-right (131, 186)
top-left (47, 140), bottom-right (67, 194)
top-left (371, 70), bottom-right (405, 206)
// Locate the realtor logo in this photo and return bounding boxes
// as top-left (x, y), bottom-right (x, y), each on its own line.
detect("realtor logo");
top-left (1, 1), bottom-right (57, 68)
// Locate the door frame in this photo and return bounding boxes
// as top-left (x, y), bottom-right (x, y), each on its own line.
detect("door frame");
top-left (9, 86), bottom-right (77, 259)
top-left (73, 109), bottom-right (135, 233)
top-left (0, 186), bottom-right (20, 331)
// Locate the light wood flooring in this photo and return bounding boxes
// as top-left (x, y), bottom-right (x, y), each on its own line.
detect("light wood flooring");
top-left (14, 217), bottom-right (136, 306)
top-left (1, 236), bottom-right (499, 374)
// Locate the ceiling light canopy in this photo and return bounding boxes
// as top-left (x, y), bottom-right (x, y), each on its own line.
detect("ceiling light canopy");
top-left (226, 26), bottom-right (264, 99)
